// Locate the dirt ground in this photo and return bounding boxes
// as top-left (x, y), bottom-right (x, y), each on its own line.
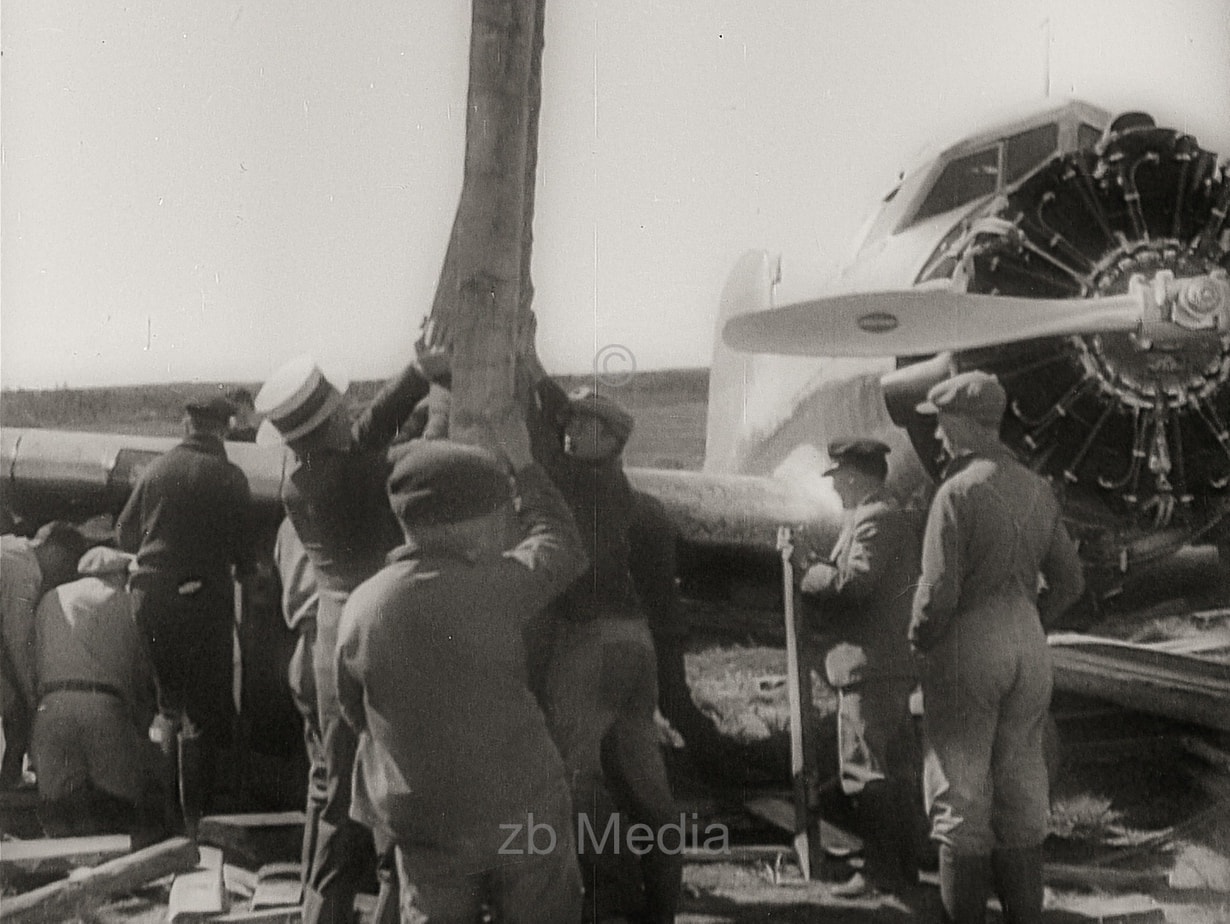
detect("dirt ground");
top-left (667, 676), bottom-right (1230, 924)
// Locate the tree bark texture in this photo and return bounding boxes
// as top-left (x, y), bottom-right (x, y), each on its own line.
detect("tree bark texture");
top-left (428, 0), bottom-right (546, 447)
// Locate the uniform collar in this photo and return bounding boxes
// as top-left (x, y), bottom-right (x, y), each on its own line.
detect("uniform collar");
top-left (940, 445), bottom-right (1011, 480)
top-left (856, 485), bottom-right (894, 508)
top-left (180, 432), bottom-right (227, 457)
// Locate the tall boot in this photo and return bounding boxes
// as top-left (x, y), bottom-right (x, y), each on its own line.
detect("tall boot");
top-left (991, 846), bottom-right (1044, 924)
top-left (938, 845), bottom-right (990, 924)
top-left (177, 722), bottom-right (205, 839)
top-left (859, 781), bottom-right (918, 894)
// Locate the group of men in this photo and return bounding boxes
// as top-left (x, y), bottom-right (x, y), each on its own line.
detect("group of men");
top-left (0, 353), bottom-right (1085, 924)
top-left (249, 338), bottom-right (692, 924)
top-left (800, 370), bottom-right (1084, 924)
top-left (0, 390), bottom-right (272, 841)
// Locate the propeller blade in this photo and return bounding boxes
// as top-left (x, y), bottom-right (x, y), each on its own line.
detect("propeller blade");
top-left (722, 288), bottom-right (1142, 357)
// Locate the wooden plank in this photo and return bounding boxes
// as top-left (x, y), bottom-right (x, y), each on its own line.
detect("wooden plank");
top-left (251, 861), bottom-right (303, 909)
top-left (0, 835), bottom-right (130, 874)
top-left (1041, 862), bottom-right (1169, 891)
top-left (1048, 636), bottom-right (1230, 732)
top-left (168, 864), bottom-right (225, 922)
top-left (223, 864), bottom-right (257, 899)
top-left (777, 527), bottom-right (824, 880)
top-left (1, 836), bottom-right (198, 924)
top-left (208, 909), bottom-right (302, 924)
top-left (743, 796), bottom-right (863, 858)
top-left (197, 813), bottom-right (305, 869)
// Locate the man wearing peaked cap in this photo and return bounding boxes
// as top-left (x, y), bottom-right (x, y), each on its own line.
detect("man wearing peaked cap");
top-left (823, 437), bottom-right (893, 478)
top-left (798, 436), bottom-right (924, 900)
top-left (910, 370), bottom-right (1085, 923)
top-left (518, 351), bottom-right (682, 923)
top-left (915, 369), bottom-right (1007, 428)
top-left (335, 421), bottom-right (588, 922)
top-left (185, 394), bottom-right (237, 425)
top-left (117, 389), bottom-right (253, 832)
top-left (254, 339), bottom-right (448, 924)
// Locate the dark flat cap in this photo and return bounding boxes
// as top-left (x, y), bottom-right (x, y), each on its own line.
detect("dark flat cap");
top-left (916, 371), bottom-right (1007, 427)
top-left (568, 387), bottom-right (634, 447)
top-left (823, 438), bottom-right (891, 476)
top-left (386, 439), bottom-right (513, 528)
top-left (186, 395), bottom-right (237, 422)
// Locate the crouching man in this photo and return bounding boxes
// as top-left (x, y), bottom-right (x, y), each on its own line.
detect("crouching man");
top-left (336, 419), bottom-right (588, 923)
top-left (32, 547), bottom-right (157, 837)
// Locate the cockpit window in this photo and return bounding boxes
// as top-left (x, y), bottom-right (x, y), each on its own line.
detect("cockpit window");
top-left (1077, 122), bottom-right (1104, 150)
top-left (1004, 122), bottom-right (1060, 183)
top-left (913, 146), bottom-right (999, 222)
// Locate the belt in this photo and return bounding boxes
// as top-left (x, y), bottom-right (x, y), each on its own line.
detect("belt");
top-left (40, 680), bottom-right (125, 701)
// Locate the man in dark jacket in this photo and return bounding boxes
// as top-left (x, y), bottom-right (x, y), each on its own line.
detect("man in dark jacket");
top-left (525, 361), bottom-right (681, 924)
top-left (798, 438), bottom-right (923, 899)
top-left (117, 395), bottom-right (253, 826)
top-left (255, 345), bottom-right (444, 924)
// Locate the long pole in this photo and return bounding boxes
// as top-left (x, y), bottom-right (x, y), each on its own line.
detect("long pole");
top-left (427, 0), bottom-right (547, 446)
top-left (778, 526), bottom-right (823, 879)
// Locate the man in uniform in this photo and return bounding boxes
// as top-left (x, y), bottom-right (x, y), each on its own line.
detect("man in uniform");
top-left (911, 372), bottom-right (1084, 924)
top-left (1, 522), bottom-right (88, 786)
top-left (797, 438), bottom-right (923, 899)
top-left (336, 430), bottom-right (588, 923)
top-left (118, 394), bottom-right (253, 827)
top-left (255, 345), bottom-right (445, 924)
top-left (31, 547), bottom-right (157, 837)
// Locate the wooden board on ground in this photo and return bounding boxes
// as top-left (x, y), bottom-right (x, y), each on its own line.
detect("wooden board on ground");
top-left (197, 812), bottom-right (305, 869)
top-left (168, 864), bottom-right (225, 922)
top-left (743, 794), bottom-right (863, 858)
top-left (1049, 633), bottom-right (1230, 733)
top-left (251, 861), bottom-right (303, 909)
top-left (207, 908), bottom-right (302, 924)
top-left (0, 834), bottom-right (131, 876)
top-left (1, 836), bottom-right (198, 924)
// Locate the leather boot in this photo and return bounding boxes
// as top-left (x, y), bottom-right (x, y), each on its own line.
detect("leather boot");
top-left (177, 723), bottom-right (205, 839)
top-left (859, 781), bottom-right (918, 895)
top-left (938, 845), bottom-right (990, 923)
top-left (991, 846), bottom-right (1044, 924)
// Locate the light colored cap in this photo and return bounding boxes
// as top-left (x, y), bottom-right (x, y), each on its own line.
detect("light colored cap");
top-left (916, 370), bottom-right (1007, 427)
top-left (255, 355), bottom-right (350, 446)
top-left (77, 546), bottom-right (135, 576)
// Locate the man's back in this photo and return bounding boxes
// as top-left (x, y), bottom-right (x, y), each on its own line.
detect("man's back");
top-left (36, 575), bottom-right (150, 709)
top-left (118, 435), bottom-right (251, 578)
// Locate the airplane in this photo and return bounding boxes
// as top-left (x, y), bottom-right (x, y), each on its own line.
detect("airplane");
top-left (2, 99), bottom-right (1228, 758)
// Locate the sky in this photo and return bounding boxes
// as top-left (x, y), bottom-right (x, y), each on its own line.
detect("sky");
top-left (2, 0), bottom-right (1229, 389)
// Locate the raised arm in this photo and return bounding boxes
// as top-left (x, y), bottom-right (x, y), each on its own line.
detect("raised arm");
top-left (353, 336), bottom-right (451, 449)
top-left (489, 407), bottom-right (588, 617)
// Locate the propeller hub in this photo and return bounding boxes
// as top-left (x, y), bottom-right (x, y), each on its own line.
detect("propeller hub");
top-left (1077, 258), bottom-right (1230, 410)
